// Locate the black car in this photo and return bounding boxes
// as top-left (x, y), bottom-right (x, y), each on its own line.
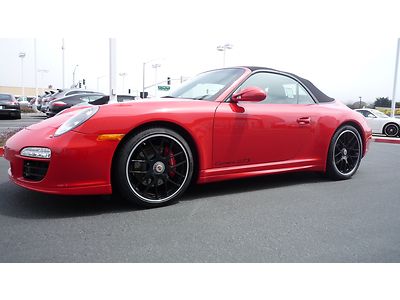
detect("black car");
top-left (46, 93), bottom-right (104, 117)
top-left (47, 94), bottom-right (136, 117)
top-left (90, 94), bottom-right (136, 105)
top-left (0, 93), bottom-right (21, 119)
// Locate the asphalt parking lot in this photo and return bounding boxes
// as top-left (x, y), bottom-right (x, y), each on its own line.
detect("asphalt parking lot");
top-left (0, 112), bottom-right (46, 131)
top-left (0, 136), bottom-right (399, 262)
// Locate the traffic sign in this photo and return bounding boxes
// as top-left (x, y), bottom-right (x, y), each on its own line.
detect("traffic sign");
top-left (158, 85), bottom-right (171, 91)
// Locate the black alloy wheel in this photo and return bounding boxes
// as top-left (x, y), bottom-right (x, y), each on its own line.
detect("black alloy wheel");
top-left (326, 125), bottom-right (362, 180)
top-left (114, 127), bottom-right (194, 207)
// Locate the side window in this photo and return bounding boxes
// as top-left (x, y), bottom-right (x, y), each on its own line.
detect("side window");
top-left (358, 110), bottom-right (375, 118)
top-left (79, 96), bottom-right (91, 102)
top-left (67, 91), bottom-right (81, 96)
top-left (88, 95), bottom-right (104, 102)
top-left (236, 72), bottom-right (315, 104)
top-left (357, 110), bottom-right (368, 117)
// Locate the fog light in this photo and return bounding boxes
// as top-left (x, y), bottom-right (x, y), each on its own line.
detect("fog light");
top-left (20, 147), bottom-right (51, 159)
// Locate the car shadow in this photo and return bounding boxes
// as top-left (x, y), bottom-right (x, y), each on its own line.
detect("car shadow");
top-left (0, 172), bottom-right (328, 220)
top-left (0, 182), bottom-right (136, 220)
top-left (183, 172), bottom-right (328, 201)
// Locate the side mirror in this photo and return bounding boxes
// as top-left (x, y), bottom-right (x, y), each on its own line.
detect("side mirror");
top-left (231, 87), bottom-right (267, 103)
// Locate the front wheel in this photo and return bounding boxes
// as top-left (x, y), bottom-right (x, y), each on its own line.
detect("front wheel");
top-left (326, 125), bottom-right (362, 180)
top-left (113, 127), bottom-right (194, 208)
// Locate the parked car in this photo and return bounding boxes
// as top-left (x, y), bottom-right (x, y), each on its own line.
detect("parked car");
top-left (0, 93), bottom-right (21, 119)
top-left (17, 97), bottom-right (31, 109)
top-left (89, 95), bottom-right (136, 105)
top-left (47, 93), bottom-right (105, 117)
top-left (355, 108), bottom-right (400, 137)
top-left (40, 91), bottom-right (57, 113)
top-left (4, 66), bottom-right (372, 208)
top-left (41, 89), bottom-right (102, 113)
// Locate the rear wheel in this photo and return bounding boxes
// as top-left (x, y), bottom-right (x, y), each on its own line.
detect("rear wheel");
top-left (326, 125), bottom-right (362, 180)
top-left (383, 123), bottom-right (399, 137)
top-left (113, 127), bottom-right (194, 208)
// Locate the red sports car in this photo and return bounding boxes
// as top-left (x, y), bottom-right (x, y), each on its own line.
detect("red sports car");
top-left (4, 67), bottom-right (372, 207)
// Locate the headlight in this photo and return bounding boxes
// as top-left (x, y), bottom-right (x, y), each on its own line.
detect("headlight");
top-left (21, 147), bottom-right (51, 159)
top-left (54, 106), bottom-right (99, 137)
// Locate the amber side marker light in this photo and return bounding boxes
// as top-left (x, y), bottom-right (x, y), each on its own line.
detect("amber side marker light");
top-left (97, 134), bottom-right (125, 141)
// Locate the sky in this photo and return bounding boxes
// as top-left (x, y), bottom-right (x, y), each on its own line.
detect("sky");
top-left (1, 0), bottom-right (399, 104)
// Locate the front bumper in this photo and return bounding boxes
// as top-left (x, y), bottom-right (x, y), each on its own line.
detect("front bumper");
top-left (4, 127), bottom-right (119, 195)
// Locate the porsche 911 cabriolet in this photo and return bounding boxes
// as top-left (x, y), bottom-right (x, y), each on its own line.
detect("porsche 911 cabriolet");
top-left (4, 67), bottom-right (372, 207)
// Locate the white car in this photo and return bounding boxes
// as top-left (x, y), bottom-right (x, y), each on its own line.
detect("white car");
top-left (355, 108), bottom-right (400, 137)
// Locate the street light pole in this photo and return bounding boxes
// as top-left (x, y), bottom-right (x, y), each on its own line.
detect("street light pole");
top-left (18, 52), bottom-right (26, 99)
top-left (62, 39), bottom-right (65, 89)
top-left (142, 62), bottom-right (146, 98)
top-left (152, 63), bottom-right (161, 97)
top-left (37, 69), bottom-right (49, 94)
top-left (72, 64), bottom-right (79, 88)
top-left (391, 38), bottom-right (400, 117)
top-left (216, 43), bottom-right (233, 67)
top-left (119, 72), bottom-right (127, 94)
top-left (142, 57), bottom-right (164, 98)
top-left (34, 39), bottom-right (38, 99)
top-left (97, 75), bottom-right (106, 91)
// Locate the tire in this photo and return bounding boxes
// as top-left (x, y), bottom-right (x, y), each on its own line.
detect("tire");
top-left (15, 112), bottom-right (21, 119)
top-left (383, 123), bottom-right (399, 137)
top-left (113, 127), bottom-right (194, 208)
top-left (326, 125), bottom-right (362, 180)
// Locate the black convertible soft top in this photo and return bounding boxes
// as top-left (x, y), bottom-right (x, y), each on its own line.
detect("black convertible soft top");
top-left (244, 66), bottom-right (335, 103)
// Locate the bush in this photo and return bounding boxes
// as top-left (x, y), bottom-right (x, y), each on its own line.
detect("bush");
top-left (0, 128), bottom-right (23, 147)
top-left (20, 107), bottom-right (36, 113)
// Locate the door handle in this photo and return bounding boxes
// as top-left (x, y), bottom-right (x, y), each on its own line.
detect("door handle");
top-left (297, 117), bottom-right (311, 125)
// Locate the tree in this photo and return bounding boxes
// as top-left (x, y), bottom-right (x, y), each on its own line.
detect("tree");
top-left (373, 97), bottom-right (400, 108)
top-left (374, 97), bottom-right (391, 108)
top-left (350, 101), bottom-right (368, 109)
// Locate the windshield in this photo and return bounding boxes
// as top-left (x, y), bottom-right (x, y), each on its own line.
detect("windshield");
top-left (167, 68), bottom-right (245, 101)
top-left (373, 110), bottom-right (389, 118)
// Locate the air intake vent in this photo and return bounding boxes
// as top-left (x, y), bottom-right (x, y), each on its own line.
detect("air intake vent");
top-left (23, 160), bottom-right (49, 181)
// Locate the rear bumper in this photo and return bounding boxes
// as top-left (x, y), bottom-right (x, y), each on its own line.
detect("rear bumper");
top-left (0, 108), bottom-right (20, 115)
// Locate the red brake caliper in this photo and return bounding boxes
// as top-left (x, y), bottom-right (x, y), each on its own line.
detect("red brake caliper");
top-left (164, 146), bottom-right (176, 177)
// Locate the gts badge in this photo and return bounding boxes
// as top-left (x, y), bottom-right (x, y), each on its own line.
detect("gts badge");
top-left (215, 158), bottom-right (250, 166)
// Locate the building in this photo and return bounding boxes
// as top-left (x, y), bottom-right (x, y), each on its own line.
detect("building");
top-left (0, 85), bottom-right (51, 98)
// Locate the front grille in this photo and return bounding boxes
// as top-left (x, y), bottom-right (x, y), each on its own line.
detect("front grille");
top-left (23, 160), bottom-right (49, 181)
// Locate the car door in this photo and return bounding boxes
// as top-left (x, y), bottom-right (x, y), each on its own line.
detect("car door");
top-left (362, 110), bottom-right (381, 133)
top-left (213, 72), bottom-right (319, 168)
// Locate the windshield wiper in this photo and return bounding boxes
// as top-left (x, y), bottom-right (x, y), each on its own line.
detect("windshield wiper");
top-left (161, 96), bottom-right (175, 98)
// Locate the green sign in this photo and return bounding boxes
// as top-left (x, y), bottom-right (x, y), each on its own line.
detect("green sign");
top-left (158, 85), bottom-right (171, 91)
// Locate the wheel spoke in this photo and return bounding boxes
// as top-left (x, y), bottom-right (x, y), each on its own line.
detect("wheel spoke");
top-left (166, 177), bottom-right (180, 187)
top-left (130, 170), bottom-right (147, 174)
top-left (172, 160), bottom-right (187, 168)
top-left (148, 140), bottom-right (158, 156)
top-left (173, 170), bottom-right (186, 178)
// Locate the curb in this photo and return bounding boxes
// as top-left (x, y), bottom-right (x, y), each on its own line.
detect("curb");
top-left (372, 137), bottom-right (400, 144)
